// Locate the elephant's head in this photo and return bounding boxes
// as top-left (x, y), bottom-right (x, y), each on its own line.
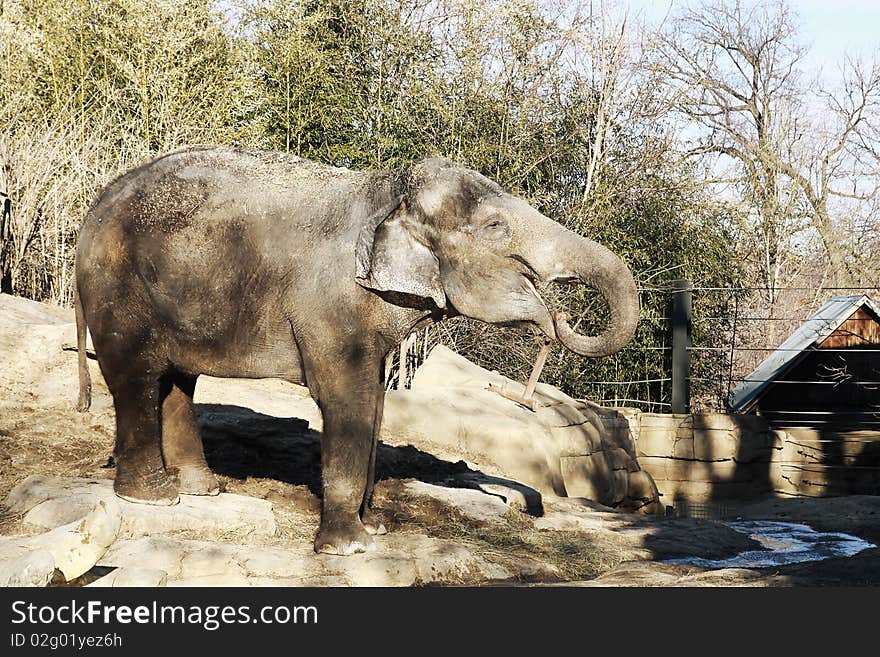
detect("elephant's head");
top-left (356, 157), bottom-right (639, 357)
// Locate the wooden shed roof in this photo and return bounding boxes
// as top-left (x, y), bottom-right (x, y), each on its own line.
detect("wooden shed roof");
top-left (728, 294), bottom-right (880, 413)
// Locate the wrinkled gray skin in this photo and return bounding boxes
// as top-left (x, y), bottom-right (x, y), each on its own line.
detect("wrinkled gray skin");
top-left (74, 146), bottom-right (639, 555)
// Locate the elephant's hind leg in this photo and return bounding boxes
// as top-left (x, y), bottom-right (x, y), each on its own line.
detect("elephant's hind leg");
top-left (161, 373), bottom-right (219, 496)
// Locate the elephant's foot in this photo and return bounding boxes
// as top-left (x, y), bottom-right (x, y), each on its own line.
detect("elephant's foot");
top-left (361, 508), bottom-right (388, 536)
top-left (114, 467), bottom-right (180, 506)
top-left (171, 465), bottom-right (220, 496)
top-left (314, 518), bottom-right (375, 555)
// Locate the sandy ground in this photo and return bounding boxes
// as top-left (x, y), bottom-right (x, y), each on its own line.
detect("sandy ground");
top-left (2, 293), bottom-right (879, 586)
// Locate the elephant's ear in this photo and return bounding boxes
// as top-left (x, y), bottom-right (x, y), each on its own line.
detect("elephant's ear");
top-left (355, 197), bottom-right (446, 308)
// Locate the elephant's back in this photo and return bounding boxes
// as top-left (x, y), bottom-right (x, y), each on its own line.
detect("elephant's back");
top-left (77, 146), bottom-right (354, 273)
top-left (83, 145), bottom-right (362, 236)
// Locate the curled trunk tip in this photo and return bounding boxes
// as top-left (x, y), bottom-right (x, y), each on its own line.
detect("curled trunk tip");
top-left (550, 245), bottom-right (640, 358)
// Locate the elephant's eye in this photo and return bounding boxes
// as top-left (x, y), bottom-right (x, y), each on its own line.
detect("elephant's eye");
top-left (480, 217), bottom-right (510, 239)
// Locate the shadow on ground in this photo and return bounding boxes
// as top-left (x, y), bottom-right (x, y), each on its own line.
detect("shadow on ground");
top-left (197, 403), bottom-right (509, 498)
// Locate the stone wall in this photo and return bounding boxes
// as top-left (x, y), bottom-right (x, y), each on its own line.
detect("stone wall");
top-left (606, 410), bottom-right (880, 503)
top-left (387, 345), bottom-right (878, 508)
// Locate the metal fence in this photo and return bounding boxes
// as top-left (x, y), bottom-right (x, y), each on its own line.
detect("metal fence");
top-left (652, 280), bottom-right (880, 425)
top-left (385, 280), bottom-right (880, 427)
top-left (384, 327), bottom-right (432, 391)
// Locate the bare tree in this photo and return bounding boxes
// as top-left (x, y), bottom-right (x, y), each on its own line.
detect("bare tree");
top-left (655, 0), bottom-right (880, 299)
top-left (570, 1), bottom-right (677, 206)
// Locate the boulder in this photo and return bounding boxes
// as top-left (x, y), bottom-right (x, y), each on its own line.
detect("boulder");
top-left (168, 573), bottom-right (252, 587)
top-left (0, 497), bottom-right (120, 582)
top-left (573, 562), bottom-right (784, 587)
top-left (403, 481), bottom-right (511, 522)
top-left (383, 385), bottom-right (564, 495)
top-left (7, 475), bottom-right (276, 538)
top-left (88, 567), bottom-right (168, 587)
top-left (624, 471), bottom-right (663, 514)
top-left (409, 345), bottom-right (509, 391)
top-left (607, 447), bottom-right (638, 472)
top-left (0, 549), bottom-right (57, 587)
top-left (29, 498), bottom-right (121, 580)
top-left (455, 473), bottom-right (543, 515)
top-left (99, 534), bottom-right (522, 586)
top-left (560, 453), bottom-right (612, 499)
top-left (609, 469), bottom-right (629, 505)
top-left (99, 538), bottom-right (194, 579)
top-left (0, 293), bottom-right (72, 327)
top-left (383, 345), bottom-right (661, 511)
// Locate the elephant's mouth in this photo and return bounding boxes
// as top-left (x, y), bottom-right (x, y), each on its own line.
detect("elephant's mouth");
top-left (508, 255), bottom-right (545, 299)
top-left (509, 254), bottom-right (602, 345)
top-left (508, 245), bottom-right (639, 358)
top-left (508, 254), bottom-right (541, 280)
top-left (512, 264), bottom-right (559, 340)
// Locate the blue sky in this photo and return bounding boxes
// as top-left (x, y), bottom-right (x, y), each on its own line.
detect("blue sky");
top-left (628, 0), bottom-right (880, 77)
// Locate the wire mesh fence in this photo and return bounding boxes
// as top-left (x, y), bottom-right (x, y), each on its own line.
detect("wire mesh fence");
top-left (385, 281), bottom-right (880, 428)
top-left (684, 283), bottom-right (880, 427)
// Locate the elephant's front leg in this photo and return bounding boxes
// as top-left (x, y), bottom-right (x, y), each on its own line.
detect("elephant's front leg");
top-left (309, 354), bottom-right (384, 555)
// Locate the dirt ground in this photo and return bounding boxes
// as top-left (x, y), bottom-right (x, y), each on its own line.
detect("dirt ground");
top-left (2, 293), bottom-right (880, 586)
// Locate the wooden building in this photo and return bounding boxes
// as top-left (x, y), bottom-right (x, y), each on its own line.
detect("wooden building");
top-left (729, 294), bottom-right (880, 429)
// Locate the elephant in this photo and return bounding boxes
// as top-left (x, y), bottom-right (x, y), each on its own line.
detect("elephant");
top-left (73, 146), bottom-right (639, 555)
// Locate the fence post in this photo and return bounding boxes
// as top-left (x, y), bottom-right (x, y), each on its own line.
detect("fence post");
top-left (670, 278), bottom-right (692, 414)
top-left (399, 339), bottom-right (408, 390)
top-left (0, 156), bottom-right (12, 294)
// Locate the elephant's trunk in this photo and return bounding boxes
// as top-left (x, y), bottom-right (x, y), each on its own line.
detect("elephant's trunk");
top-left (530, 224), bottom-right (640, 357)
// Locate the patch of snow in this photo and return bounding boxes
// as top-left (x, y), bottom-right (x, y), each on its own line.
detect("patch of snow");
top-left (663, 520), bottom-right (875, 569)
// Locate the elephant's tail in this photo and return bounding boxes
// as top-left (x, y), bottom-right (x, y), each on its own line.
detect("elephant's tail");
top-left (74, 280), bottom-right (91, 412)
